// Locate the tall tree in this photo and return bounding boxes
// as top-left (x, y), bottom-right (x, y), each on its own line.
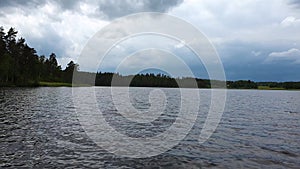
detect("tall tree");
top-left (4, 28), bottom-right (18, 83)
top-left (45, 53), bottom-right (61, 81)
top-left (63, 61), bottom-right (79, 83)
top-left (0, 26), bottom-right (6, 55)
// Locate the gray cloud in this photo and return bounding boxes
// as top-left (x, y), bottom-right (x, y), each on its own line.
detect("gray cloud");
top-left (0, 0), bottom-right (183, 20)
top-left (53, 0), bottom-right (80, 10)
top-left (0, 0), bottom-right (46, 9)
top-left (96, 0), bottom-right (183, 20)
top-left (0, 0), bottom-right (79, 9)
top-left (289, 0), bottom-right (300, 8)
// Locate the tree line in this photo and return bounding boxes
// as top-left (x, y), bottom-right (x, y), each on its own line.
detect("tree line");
top-left (1, 26), bottom-right (299, 89)
top-left (0, 27), bottom-right (77, 86)
top-left (256, 81), bottom-right (300, 90)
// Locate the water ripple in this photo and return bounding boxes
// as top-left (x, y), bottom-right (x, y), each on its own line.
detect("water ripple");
top-left (0, 87), bottom-right (299, 168)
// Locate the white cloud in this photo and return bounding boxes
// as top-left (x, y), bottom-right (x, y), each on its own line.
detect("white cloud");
top-left (266, 48), bottom-right (300, 64)
top-left (251, 51), bottom-right (261, 56)
top-left (0, 1), bottom-right (108, 68)
top-left (170, 0), bottom-right (300, 45)
top-left (57, 57), bottom-right (74, 69)
top-left (281, 16), bottom-right (300, 27)
top-left (174, 40), bottom-right (186, 48)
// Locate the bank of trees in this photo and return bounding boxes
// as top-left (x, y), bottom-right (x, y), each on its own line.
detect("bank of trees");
top-left (0, 27), bottom-right (77, 86)
top-left (227, 80), bottom-right (258, 89)
top-left (72, 72), bottom-right (211, 88)
top-left (95, 73), bottom-right (179, 87)
top-left (257, 82), bottom-right (300, 89)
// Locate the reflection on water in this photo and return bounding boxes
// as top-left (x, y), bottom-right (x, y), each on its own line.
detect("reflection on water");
top-left (0, 87), bottom-right (299, 168)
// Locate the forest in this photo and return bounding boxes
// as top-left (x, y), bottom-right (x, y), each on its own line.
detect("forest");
top-left (0, 27), bottom-right (77, 86)
top-left (0, 27), bottom-right (300, 89)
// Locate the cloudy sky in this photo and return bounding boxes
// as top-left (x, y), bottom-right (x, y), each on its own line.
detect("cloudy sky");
top-left (0, 0), bottom-right (300, 81)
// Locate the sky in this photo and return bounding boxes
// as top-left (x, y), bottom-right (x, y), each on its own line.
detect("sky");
top-left (0, 0), bottom-right (300, 81)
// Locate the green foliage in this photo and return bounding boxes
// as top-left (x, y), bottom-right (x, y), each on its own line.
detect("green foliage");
top-left (63, 61), bottom-right (79, 83)
top-left (0, 27), bottom-right (76, 86)
top-left (93, 72), bottom-right (210, 88)
top-left (227, 80), bottom-right (258, 89)
top-left (257, 82), bottom-right (300, 90)
top-left (257, 86), bottom-right (285, 90)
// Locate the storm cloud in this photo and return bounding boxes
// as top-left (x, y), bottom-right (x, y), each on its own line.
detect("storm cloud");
top-left (0, 0), bottom-right (45, 8)
top-left (0, 0), bottom-right (183, 20)
top-left (289, 0), bottom-right (300, 8)
top-left (0, 0), bottom-right (78, 10)
top-left (96, 0), bottom-right (183, 19)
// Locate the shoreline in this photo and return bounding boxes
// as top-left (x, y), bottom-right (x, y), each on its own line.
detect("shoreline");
top-left (1, 82), bottom-right (299, 91)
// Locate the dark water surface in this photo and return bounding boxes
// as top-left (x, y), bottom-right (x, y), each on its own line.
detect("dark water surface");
top-left (0, 87), bottom-right (299, 168)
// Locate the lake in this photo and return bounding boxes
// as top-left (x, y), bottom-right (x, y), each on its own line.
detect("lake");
top-left (0, 87), bottom-right (299, 168)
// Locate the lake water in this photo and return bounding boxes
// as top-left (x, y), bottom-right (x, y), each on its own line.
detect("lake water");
top-left (0, 87), bottom-right (299, 168)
